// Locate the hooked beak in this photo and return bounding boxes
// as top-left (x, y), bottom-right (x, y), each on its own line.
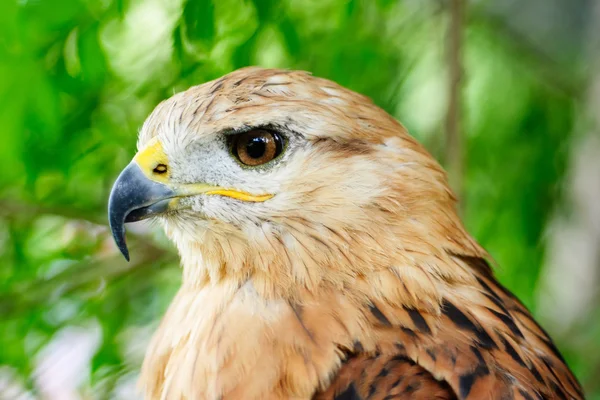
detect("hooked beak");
top-left (108, 162), bottom-right (175, 261)
top-left (108, 138), bottom-right (274, 261)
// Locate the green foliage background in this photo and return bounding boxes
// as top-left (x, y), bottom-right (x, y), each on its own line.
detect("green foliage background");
top-left (1, 0), bottom-right (599, 398)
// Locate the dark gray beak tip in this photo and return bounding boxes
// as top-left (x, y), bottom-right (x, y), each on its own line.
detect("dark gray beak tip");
top-left (111, 222), bottom-right (130, 261)
top-left (119, 242), bottom-right (131, 262)
top-left (108, 179), bottom-right (132, 262)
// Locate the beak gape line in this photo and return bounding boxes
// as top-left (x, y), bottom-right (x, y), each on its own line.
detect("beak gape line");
top-left (108, 162), bottom-right (175, 261)
top-left (108, 162), bottom-right (274, 261)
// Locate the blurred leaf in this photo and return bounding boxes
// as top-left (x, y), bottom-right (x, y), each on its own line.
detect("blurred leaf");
top-left (183, 0), bottom-right (215, 48)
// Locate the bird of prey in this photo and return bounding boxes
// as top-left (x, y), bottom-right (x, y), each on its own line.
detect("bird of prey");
top-left (108, 67), bottom-right (583, 399)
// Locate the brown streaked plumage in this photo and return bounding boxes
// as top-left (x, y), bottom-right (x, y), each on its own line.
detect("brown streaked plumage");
top-left (108, 67), bottom-right (583, 399)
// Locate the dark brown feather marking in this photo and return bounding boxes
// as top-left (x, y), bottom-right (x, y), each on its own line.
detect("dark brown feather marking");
top-left (353, 340), bottom-right (364, 352)
top-left (400, 327), bottom-right (417, 338)
top-left (469, 346), bottom-right (486, 365)
top-left (550, 382), bottom-right (568, 400)
top-left (528, 363), bottom-right (545, 384)
top-left (488, 308), bottom-right (524, 338)
top-left (541, 357), bottom-right (582, 399)
top-left (450, 253), bottom-right (493, 277)
top-left (368, 383), bottom-right (376, 397)
top-left (405, 307), bottom-right (431, 334)
top-left (476, 277), bottom-right (504, 303)
top-left (425, 349), bottom-right (437, 361)
top-left (540, 336), bottom-right (568, 364)
top-left (334, 383), bottom-right (362, 400)
top-left (289, 302), bottom-right (316, 343)
top-left (458, 363), bottom-right (490, 398)
top-left (499, 336), bottom-right (526, 368)
top-left (482, 291), bottom-right (510, 314)
top-left (441, 300), bottom-right (497, 349)
top-left (369, 304), bottom-right (392, 326)
top-left (517, 388), bottom-right (538, 400)
top-left (209, 79), bottom-right (224, 94)
top-left (403, 381), bottom-right (420, 394)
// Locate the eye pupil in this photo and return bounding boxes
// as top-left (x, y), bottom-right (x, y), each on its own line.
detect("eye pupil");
top-left (246, 137), bottom-right (267, 159)
top-left (231, 129), bottom-right (284, 166)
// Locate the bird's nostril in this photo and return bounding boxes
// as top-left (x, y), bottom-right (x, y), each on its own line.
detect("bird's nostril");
top-left (153, 164), bottom-right (168, 174)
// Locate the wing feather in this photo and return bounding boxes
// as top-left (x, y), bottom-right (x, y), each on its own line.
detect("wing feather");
top-left (314, 255), bottom-right (583, 400)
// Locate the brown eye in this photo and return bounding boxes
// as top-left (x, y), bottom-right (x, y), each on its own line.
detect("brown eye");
top-left (231, 129), bottom-right (284, 166)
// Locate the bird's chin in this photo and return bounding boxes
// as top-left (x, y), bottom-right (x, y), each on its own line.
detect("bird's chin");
top-left (164, 196), bottom-right (267, 242)
top-left (173, 196), bottom-right (208, 215)
top-left (159, 212), bottom-right (210, 242)
top-left (161, 207), bottom-right (206, 225)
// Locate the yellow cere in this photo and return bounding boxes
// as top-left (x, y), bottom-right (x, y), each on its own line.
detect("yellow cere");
top-left (133, 137), bottom-right (170, 183)
top-left (132, 138), bottom-right (273, 203)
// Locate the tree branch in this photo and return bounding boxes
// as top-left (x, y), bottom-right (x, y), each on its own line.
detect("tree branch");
top-left (0, 199), bottom-right (177, 317)
top-left (0, 198), bottom-right (105, 226)
top-left (445, 0), bottom-right (465, 214)
top-left (0, 242), bottom-right (176, 318)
